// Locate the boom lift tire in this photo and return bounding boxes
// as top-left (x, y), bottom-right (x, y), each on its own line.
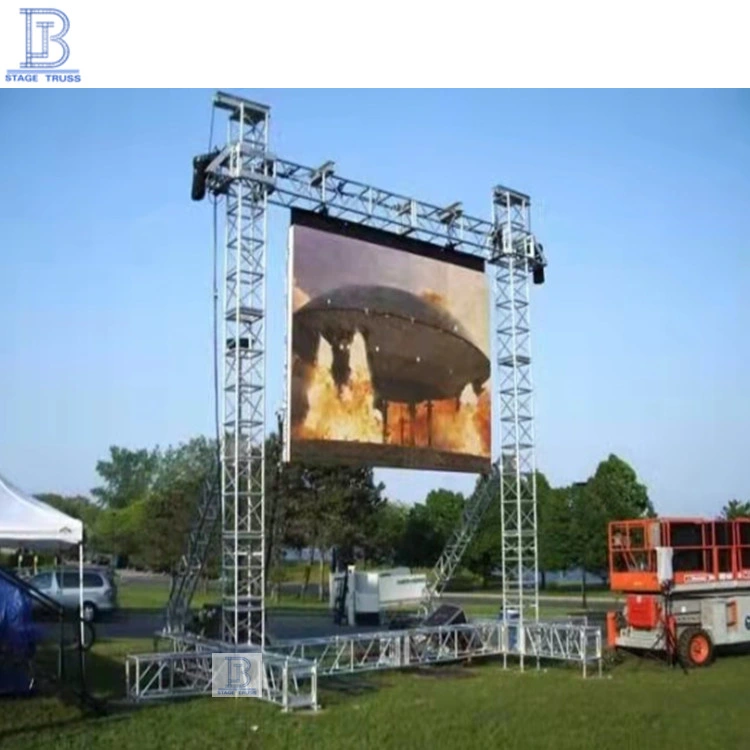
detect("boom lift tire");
top-left (677, 627), bottom-right (713, 668)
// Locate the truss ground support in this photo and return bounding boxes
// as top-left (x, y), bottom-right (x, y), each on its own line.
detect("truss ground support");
top-left (217, 96), bottom-right (270, 647)
top-left (491, 186), bottom-right (540, 670)
top-left (125, 639), bottom-right (318, 711)
top-left (183, 93), bottom-right (545, 657)
top-left (127, 619), bottom-right (600, 709)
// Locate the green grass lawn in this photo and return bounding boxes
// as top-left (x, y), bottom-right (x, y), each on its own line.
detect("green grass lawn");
top-left (3, 637), bottom-right (749, 750)
top-left (117, 580), bottom-right (216, 611)
top-left (117, 579), bottom-right (595, 622)
top-left (271, 561), bottom-right (614, 597)
top-left (116, 576), bottom-right (609, 625)
top-left (117, 579), bottom-right (330, 613)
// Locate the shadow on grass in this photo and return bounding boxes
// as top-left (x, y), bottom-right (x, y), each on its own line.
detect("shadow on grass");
top-left (0, 641), bottom-right (216, 744)
top-left (1, 645), bottom-right (119, 742)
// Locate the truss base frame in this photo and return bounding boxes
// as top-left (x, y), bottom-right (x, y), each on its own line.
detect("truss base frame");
top-left (126, 618), bottom-right (602, 710)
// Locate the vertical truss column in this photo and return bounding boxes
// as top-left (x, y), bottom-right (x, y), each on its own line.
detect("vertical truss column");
top-left (221, 98), bottom-right (270, 646)
top-left (492, 186), bottom-right (539, 664)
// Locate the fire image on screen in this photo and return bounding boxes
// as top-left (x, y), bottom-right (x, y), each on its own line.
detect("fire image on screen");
top-left (288, 214), bottom-right (491, 473)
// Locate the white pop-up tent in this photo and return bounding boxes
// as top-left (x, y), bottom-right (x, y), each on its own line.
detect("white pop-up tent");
top-left (0, 472), bottom-right (83, 550)
top-left (0, 471), bottom-right (85, 641)
top-left (0, 471), bottom-right (90, 697)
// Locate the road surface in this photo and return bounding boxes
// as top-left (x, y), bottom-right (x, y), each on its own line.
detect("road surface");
top-left (38, 590), bottom-right (611, 646)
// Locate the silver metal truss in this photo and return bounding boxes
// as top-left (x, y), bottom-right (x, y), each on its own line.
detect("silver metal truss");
top-left (269, 621), bottom-right (505, 674)
top-left (162, 91), bottom-right (546, 655)
top-left (164, 469), bottom-right (220, 633)
top-left (214, 95), bottom-right (271, 647)
top-left (205, 153), bottom-right (498, 260)
top-left (202, 108), bottom-right (545, 638)
top-left (491, 185), bottom-right (540, 665)
top-left (125, 636), bottom-right (319, 711)
top-left (420, 463), bottom-right (500, 612)
top-left (127, 619), bottom-right (601, 708)
top-left (523, 621), bottom-right (603, 678)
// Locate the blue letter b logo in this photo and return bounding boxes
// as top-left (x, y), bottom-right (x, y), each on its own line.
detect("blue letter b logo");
top-left (20, 8), bottom-right (70, 69)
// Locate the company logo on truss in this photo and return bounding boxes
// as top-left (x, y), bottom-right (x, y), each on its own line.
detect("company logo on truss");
top-left (212, 653), bottom-right (263, 698)
top-left (5, 8), bottom-right (81, 84)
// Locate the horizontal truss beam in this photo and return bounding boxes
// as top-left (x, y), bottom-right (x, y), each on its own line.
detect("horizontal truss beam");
top-left (206, 154), bottom-right (545, 264)
top-left (127, 620), bottom-right (601, 709)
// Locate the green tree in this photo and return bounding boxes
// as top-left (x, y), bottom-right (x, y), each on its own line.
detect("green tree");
top-left (91, 446), bottom-right (160, 509)
top-left (537, 478), bottom-right (573, 589)
top-left (317, 464), bottom-right (386, 583)
top-left (569, 454), bottom-right (654, 607)
top-left (424, 489), bottom-right (464, 543)
top-left (463, 471), bottom-right (502, 588)
top-left (721, 499), bottom-right (750, 519)
top-left (586, 453), bottom-right (653, 520)
top-left (137, 437), bottom-right (218, 573)
top-left (93, 499), bottom-right (147, 564)
top-left (369, 500), bottom-right (409, 566)
top-left (265, 431), bottom-right (288, 589)
top-left (464, 504), bottom-right (503, 588)
top-left (399, 503), bottom-right (443, 568)
top-left (271, 460), bottom-right (385, 595)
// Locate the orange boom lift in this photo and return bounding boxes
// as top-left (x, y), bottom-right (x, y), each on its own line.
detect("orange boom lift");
top-left (607, 517), bottom-right (750, 667)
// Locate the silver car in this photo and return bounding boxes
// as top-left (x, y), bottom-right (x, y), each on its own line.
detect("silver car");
top-left (29, 567), bottom-right (118, 622)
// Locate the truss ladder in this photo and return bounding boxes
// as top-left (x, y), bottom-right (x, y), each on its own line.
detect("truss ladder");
top-left (420, 463), bottom-right (499, 613)
top-left (165, 469), bottom-right (221, 633)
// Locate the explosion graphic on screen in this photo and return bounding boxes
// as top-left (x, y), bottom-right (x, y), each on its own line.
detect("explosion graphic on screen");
top-left (287, 217), bottom-right (491, 472)
top-left (294, 331), bottom-right (490, 457)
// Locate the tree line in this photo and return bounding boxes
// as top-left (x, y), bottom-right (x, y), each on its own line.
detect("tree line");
top-left (33, 435), bottom-right (749, 592)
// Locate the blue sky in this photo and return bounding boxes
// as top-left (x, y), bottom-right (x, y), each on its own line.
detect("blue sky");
top-left (1, 89), bottom-right (748, 516)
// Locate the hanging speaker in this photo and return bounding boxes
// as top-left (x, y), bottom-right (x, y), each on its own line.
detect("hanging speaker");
top-left (191, 151), bottom-right (217, 201)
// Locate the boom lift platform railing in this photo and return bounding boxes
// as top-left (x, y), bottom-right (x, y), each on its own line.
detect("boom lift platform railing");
top-left (607, 517), bottom-right (750, 668)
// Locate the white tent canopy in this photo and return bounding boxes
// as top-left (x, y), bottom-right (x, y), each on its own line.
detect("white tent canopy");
top-left (0, 472), bottom-right (83, 550)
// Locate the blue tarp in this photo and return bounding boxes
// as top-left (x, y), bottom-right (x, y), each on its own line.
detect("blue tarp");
top-left (0, 574), bottom-right (37, 695)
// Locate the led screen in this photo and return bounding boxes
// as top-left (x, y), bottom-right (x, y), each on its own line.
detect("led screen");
top-left (286, 210), bottom-right (490, 473)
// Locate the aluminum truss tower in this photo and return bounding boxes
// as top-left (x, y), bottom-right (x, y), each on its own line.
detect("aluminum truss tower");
top-left (180, 91), bottom-right (546, 651)
top-left (492, 186), bottom-right (540, 659)
top-left (209, 95), bottom-right (271, 646)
